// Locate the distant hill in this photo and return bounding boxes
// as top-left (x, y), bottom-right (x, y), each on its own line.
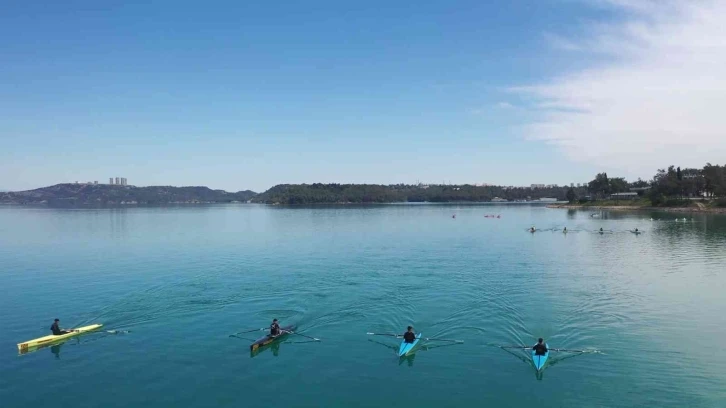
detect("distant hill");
top-left (251, 183), bottom-right (583, 204)
top-left (0, 184), bottom-right (257, 206)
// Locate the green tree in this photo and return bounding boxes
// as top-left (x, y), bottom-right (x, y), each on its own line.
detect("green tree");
top-left (566, 187), bottom-right (576, 203)
top-left (629, 178), bottom-right (650, 188)
top-left (609, 177), bottom-right (629, 194)
top-left (588, 172), bottom-right (610, 198)
top-left (703, 163), bottom-right (725, 197)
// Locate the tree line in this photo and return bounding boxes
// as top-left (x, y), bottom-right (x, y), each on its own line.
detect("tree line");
top-left (252, 183), bottom-right (589, 204)
top-left (574, 163), bottom-right (726, 206)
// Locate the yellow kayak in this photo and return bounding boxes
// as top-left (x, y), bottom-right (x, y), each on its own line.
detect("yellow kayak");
top-left (17, 324), bottom-right (103, 354)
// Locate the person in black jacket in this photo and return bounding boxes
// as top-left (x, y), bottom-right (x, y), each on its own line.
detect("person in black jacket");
top-left (533, 338), bottom-right (548, 355)
top-left (50, 319), bottom-right (70, 336)
top-left (269, 319), bottom-right (281, 337)
top-left (403, 326), bottom-right (416, 343)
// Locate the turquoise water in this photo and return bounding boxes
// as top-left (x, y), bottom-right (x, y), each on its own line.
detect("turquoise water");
top-left (1, 204), bottom-right (725, 407)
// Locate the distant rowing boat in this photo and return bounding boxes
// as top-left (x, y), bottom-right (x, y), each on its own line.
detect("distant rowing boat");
top-left (17, 324), bottom-right (102, 354)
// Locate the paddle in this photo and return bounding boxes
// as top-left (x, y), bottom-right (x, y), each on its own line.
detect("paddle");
top-left (106, 330), bottom-right (131, 334)
top-left (229, 335), bottom-right (257, 341)
top-left (286, 331), bottom-right (321, 341)
top-left (550, 348), bottom-right (601, 354)
top-left (424, 337), bottom-right (464, 343)
top-left (234, 328), bottom-right (267, 334)
top-left (499, 345), bottom-right (601, 354)
top-left (366, 332), bottom-right (401, 338)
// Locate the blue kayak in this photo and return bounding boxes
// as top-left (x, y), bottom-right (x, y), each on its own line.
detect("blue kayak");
top-left (532, 343), bottom-right (549, 371)
top-left (398, 333), bottom-right (422, 357)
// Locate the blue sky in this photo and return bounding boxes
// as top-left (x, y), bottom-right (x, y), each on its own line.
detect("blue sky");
top-left (2, 0), bottom-right (723, 192)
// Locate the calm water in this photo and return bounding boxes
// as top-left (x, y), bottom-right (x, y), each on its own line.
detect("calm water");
top-left (1, 204), bottom-right (725, 407)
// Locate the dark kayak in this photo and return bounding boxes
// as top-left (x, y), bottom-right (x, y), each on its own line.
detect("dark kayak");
top-left (249, 324), bottom-right (296, 351)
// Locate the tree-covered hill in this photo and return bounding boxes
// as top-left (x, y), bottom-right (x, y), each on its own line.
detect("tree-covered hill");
top-left (0, 184), bottom-right (257, 206)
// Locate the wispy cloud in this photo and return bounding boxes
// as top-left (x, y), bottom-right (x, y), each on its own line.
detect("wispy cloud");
top-left (469, 101), bottom-right (516, 115)
top-left (515, 0), bottom-right (726, 176)
top-left (542, 32), bottom-right (583, 51)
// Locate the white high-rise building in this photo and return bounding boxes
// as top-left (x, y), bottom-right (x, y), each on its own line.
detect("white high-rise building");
top-left (115, 177), bottom-right (120, 185)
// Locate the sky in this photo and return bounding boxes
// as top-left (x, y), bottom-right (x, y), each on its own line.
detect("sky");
top-left (1, 0), bottom-right (724, 192)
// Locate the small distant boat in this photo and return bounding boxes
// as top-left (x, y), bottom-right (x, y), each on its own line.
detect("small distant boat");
top-left (532, 343), bottom-right (549, 371)
top-left (398, 333), bottom-right (422, 357)
top-left (17, 324), bottom-right (103, 354)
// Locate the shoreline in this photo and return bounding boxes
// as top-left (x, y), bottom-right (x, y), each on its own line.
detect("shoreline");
top-left (547, 204), bottom-right (726, 214)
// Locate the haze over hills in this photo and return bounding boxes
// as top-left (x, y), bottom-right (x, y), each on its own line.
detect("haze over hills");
top-left (0, 184), bottom-right (257, 206)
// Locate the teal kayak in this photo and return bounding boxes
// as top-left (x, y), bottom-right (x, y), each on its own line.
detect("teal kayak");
top-left (398, 333), bottom-right (421, 357)
top-left (531, 343), bottom-right (549, 371)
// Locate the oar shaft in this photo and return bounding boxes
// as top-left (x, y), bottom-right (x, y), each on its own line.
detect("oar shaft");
top-left (424, 337), bottom-right (463, 343)
top-left (288, 331), bottom-right (320, 341)
top-left (235, 328), bottom-right (267, 334)
top-left (366, 332), bottom-right (401, 337)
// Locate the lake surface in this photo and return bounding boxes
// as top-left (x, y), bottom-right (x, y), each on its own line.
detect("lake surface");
top-left (1, 204), bottom-right (725, 407)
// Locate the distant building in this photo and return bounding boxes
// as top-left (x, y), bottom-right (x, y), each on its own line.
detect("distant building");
top-left (530, 184), bottom-right (546, 189)
top-left (94, 181), bottom-right (98, 185)
top-left (576, 183), bottom-right (581, 188)
top-left (538, 197), bottom-right (558, 202)
top-left (110, 178), bottom-right (114, 184)
top-left (491, 197), bottom-right (507, 202)
top-left (570, 183), bottom-right (575, 187)
top-left (610, 192), bottom-right (639, 200)
top-left (629, 187), bottom-right (651, 193)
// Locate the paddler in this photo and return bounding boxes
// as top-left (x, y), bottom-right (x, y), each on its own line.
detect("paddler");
top-left (403, 326), bottom-right (416, 343)
top-left (599, 228), bottom-right (604, 233)
top-left (563, 227), bottom-right (567, 233)
top-left (529, 226), bottom-right (536, 233)
top-left (270, 318), bottom-right (282, 337)
top-left (50, 319), bottom-right (70, 336)
top-left (532, 338), bottom-right (548, 356)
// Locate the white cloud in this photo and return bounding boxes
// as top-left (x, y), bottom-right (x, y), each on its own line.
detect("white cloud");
top-left (515, 0), bottom-right (726, 177)
top-left (497, 101), bottom-right (514, 109)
